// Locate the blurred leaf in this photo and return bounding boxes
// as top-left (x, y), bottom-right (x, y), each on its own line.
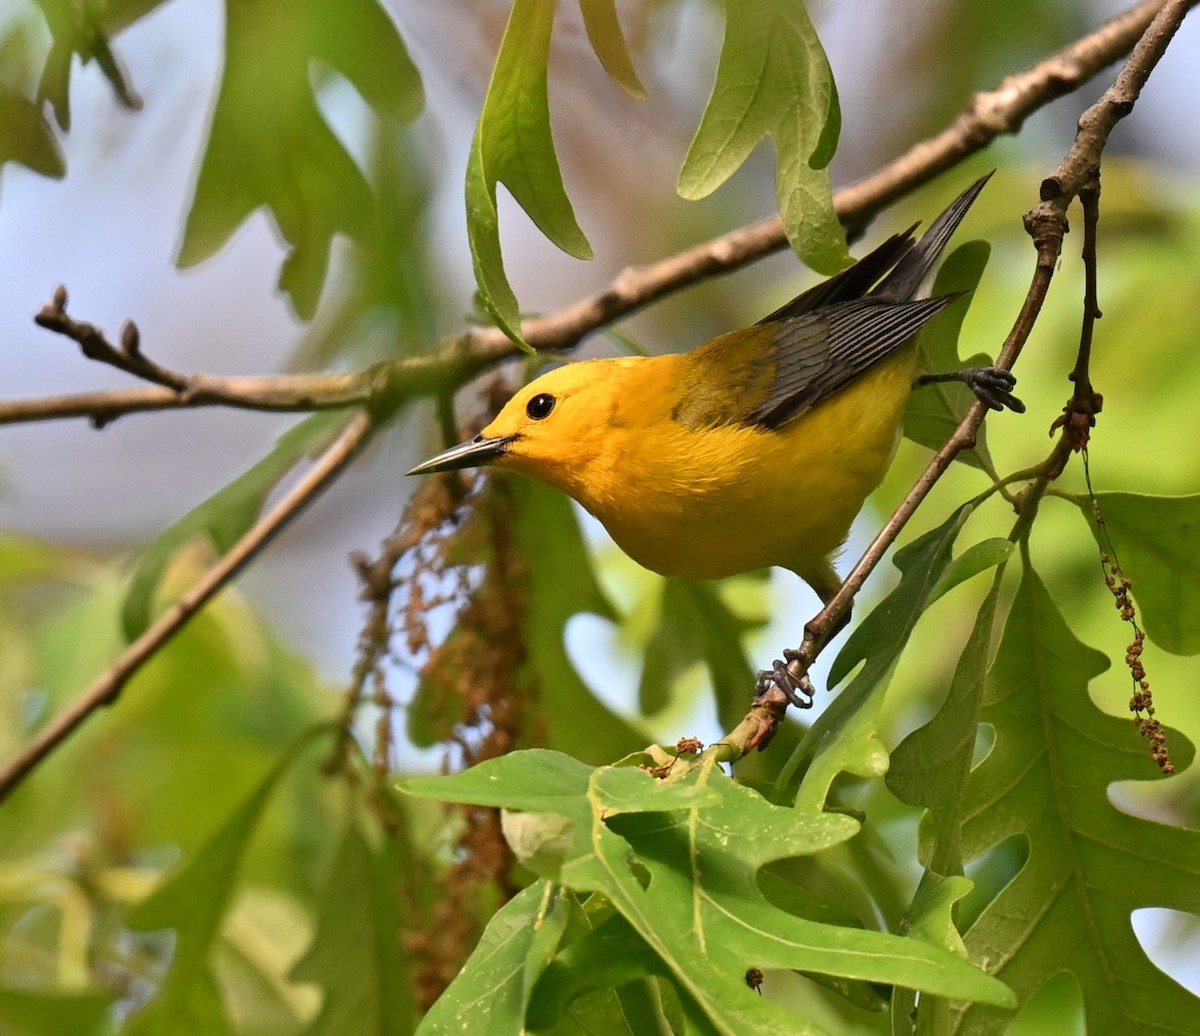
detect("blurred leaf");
top-left (415, 880), bottom-right (572, 1036)
top-left (124, 727), bottom-right (328, 1036)
top-left (579, 0), bottom-right (646, 99)
top-left (0, 531), bottom-right (94, 585)
top-left (779, 505), bottom-right (974, 810)
top-left (639, 578), bottom-right (762, 729)
top-left (466, 0), bottom-right (592, 345)
top-left (32, 0), bottom-right (155, 129)
top-left (410, 479), bottom-right (643, 762)
top-left (121, 412), bottom-right (350, 640)
top-left (0, 988), bottom-right (112, 1035)
top-left (888, 573), bottom-right (1004, 876)
top-left (1069, 491), bottom-right (1200, 655)
top-left (178, 0), bottom-right (423, 318)
top-left (510, 480), bottom-right (645, 764)
top-left (406, 750), bottom-right (1014, 1032)
top-left (905, 241), bottom-right (996, 471)
top-left (0, 88), bottom-right (64, 180)
top-left (291, 820), bottom-right (416, 1035)
top-left (954, 561), bottom-right (1200, 1034)
top-left (678, 0), bottom-right (846, 274)
top-left (298, 124), bottom-right (442, 366)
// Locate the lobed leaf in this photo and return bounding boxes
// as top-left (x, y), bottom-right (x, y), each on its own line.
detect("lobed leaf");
top-left (179, 0), bottom-right (423, 318)
top-left (953, 560), bottom-right (1200, 1034)
top-left (405, 748), bottom-right (1014, 1034)
top-left (678, 0), bottom-right (845, 273)
top-left (466, 0), bottom-right (592, 345)
top-left (1069, 491), bottom-right (1200, 655)
top-left (888, 572), bottom-right (1005, 877)
top-left (778, 505), bottom-right (975, 811)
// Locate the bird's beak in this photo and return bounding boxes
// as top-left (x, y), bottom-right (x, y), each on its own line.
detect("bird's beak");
top-left (406, 433), bottom-right (517, 476)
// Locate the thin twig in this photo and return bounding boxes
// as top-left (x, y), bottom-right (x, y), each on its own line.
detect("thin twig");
top-left (0, 409), bottom-right (375, 803)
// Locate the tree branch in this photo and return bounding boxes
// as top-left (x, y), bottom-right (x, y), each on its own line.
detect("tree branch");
top-left (3, 0), bottom-right (1173, 431)
top-left (0, 408), bottom-right (375, 803)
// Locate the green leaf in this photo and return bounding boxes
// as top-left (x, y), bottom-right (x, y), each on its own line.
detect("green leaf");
top-left (888, 572), bottom-right (1005, 876)
top-left (124, 728), bottom-right (328, 1035)
top-left (291, 820), bottom-right (416, 1035)
top-left (927, 537), bottom-right (1013, 606)
top-left (778, 506), bottom-right (974, 811)
top-left (0, 88), bottom-right (64, 180)
top-left (405, 749), bottom-right (1014, 1034)
top-left (466, 0), bottom-right (592, 345)
top-left (178, 0), bottom-right (423, 318)
top-left (299, 124), bottom-right (444, 365)
top-left (953, 561), bottom-right (1200, 1034)
top-left (1069, 491), bottom-right (1200, 655)
top-left (121, 412), bottom-right (350, 640)
top-left (415, 880), bottom-right (572, 1036)
top-left (510, 480), bottom-right (646, 764)
top-left (678, 0), bottom-right (846, 274)
top-left (904, 241), bottom-right (997, 471)
top-left (32, 0), bottom-right (154, 129)
top-left (0, 988), bottom-right (112, 1036)
top-left (0, 27), bottom-right (65, 180)
top-left (639, 578), bottom-right (763, 729)
top-left (579, 0), bottom-right (647, 99)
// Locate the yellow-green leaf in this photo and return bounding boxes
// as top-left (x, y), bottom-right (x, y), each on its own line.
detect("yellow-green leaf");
top-left (678, 0), bottom-right (845, 273)
top-left (579, 0), bottom-right (646, 99)
top-left (466, 0), bottom-right (592, 346)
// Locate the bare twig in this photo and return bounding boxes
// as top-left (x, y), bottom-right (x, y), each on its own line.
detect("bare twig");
top-left (1036, 0), bottom-right (1198, 211)
top-left (0, 409), bottom-right (374, 803)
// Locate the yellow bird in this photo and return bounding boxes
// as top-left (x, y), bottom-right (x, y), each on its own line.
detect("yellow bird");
top-left (410, 177), bottom-right (1018, 696)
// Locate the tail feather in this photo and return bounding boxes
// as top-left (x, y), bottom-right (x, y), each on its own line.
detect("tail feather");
top-left (871, 172), bottom-right (992, 301)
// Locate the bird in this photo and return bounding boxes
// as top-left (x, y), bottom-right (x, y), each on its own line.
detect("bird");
top-left (409, 175), bottom-right (1020, 700)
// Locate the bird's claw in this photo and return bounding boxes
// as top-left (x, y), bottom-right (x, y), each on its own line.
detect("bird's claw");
top-left (963, 366), bottom-right (1025, 413)
top-left (755, 654), bottom-right (815, 710)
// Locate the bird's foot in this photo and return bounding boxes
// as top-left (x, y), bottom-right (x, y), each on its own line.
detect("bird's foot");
top-left (916, 366), bottom-right (1025, 413)
top-left (755, 648), bottom-right (815, 710)
top-left (963, 366), bottom-right (1025, 412)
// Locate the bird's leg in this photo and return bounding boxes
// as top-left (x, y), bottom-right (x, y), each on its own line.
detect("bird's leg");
top-left (915, 367), bottom-right (1025, 413)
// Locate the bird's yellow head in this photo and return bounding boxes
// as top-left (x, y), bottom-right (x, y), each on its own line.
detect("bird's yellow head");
top-left (407, 358), bottom-right (649, 497)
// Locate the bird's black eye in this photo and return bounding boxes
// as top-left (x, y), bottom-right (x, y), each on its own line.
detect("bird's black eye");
top-left (526, 393), bottom-right (556, 420)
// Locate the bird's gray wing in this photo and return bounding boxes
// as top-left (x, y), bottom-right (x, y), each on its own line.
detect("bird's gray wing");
top-left (745, 295), bottom-right (956, 430)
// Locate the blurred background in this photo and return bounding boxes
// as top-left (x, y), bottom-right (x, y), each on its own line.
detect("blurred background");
top-left (1, 0), bottom-right (1198, 1030)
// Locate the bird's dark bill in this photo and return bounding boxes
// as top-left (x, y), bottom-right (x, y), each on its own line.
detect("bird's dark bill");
top-left (407, 433), bottom-right (516, 475)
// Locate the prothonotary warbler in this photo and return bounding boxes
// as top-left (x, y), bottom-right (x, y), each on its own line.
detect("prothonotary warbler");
top-left (410, 176), bottom-right (1020, 624)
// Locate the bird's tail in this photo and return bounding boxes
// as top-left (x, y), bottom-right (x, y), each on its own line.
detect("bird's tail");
top-left (871, 172), bottom-right (993, 301)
